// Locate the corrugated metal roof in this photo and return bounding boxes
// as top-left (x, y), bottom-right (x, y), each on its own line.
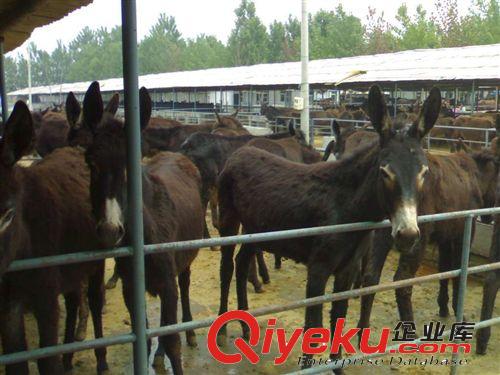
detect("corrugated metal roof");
top-left (9, 43), bottom-right (500, 96)
top-left (0, 0), bottom-right (93, 53)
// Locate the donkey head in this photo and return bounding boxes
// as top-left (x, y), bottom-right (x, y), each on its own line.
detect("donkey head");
top-left (84, 85), bottom-right (152, 248)
top-left (369, 85), bottom-right (441, 251)
top-left (0, 101), bottom-right (34, 276)
top-left (66, 82), bottom-right (120, 150)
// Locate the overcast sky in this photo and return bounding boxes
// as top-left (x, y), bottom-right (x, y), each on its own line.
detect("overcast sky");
top-left (7, 0), bottom-right (474, 57)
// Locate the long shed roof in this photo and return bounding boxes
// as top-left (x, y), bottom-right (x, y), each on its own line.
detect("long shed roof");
top-left (0, 0), bottom-right (93, 53)
top-left (8, 43), bottom-right (500, 96)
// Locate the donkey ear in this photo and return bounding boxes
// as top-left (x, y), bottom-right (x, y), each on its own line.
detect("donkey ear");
top-left (232, 109), bottom-right (239, 117)
top-left (104, 93), bottom-right (120, 116)
top-left (332, 120), bottom-right (341, 140)
top-left (409, 87), bottom-right (441, 139)
top-left (65, 91), bottom-right (81, 127)
top-left (288, 120), bottom-right (295, 135)
top-left (322, 139), bottom-right (336, 161)
top-left (367, 85), bottom-right (392, 140)
top-left (82, 81), bottom-right (103, 133)
top-left (214, 110), bottom-right (222, 124)
top-left (1, 101), bottom-right (34, 166)
top-left (139, 87), bottom-right (152, 130)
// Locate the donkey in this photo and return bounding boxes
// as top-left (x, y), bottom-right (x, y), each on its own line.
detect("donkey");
top-left (357, 136), bottom-right (499, 337)
top-left (83, 85), bottom-right (204, 374)
top-left (216, 86), bottom-right (441, 372)
top-left (180, 125), bottom-right (300, 288)
top-left (467, 117), bottom-right (500, 355)
top-left (0, 102), bottom-right (107, 374)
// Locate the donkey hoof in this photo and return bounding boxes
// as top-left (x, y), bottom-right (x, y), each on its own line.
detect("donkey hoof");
top-left (97, 363), bottom-right (110, 375)
top-left (216, 333), bottom-right (227, 347)
top-left (75, 328), bottom-right (87, 342)
top-left (262, 278), bottom-right (270, 284)
top-left (186, 332), bottom-right (198, 347)
top-left (105, 280), bottom-right (117, 290)
top-left (254, 284), bottom-right (264, 293)
top-left (152, 355), bottom-right (166, 371)
top-left (476, 341), bottom-right (488, 355)
top-left (439, 308), bottom-right (449, 318)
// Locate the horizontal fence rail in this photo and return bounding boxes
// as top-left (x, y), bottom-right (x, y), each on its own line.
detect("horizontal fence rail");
top-left (1, 207), bottom-right (500, 370)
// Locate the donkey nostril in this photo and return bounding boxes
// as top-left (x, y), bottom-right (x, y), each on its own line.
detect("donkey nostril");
top-left (397, 227), bottom-right (420, 240)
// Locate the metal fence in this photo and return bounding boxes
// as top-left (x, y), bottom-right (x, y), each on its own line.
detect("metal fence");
top-left (1, 1), bottom-right (500, 374)
top-left (1, 206), bottom-right (500, 375)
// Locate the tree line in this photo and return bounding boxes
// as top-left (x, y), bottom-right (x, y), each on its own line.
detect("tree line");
top-left (4, 0), bottom-right (500, 92)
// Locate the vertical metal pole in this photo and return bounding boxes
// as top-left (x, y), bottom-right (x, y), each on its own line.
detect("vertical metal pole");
top-left (194, 88), bottom-right (197, 111)
top-left (495, 86), bottom-right (498, 112)
top-left (450, 215), bottom-right (474, 375)
top-left (120, 1), bottom-right (148, 373)
top-left (27, 52), bottom-right (32, 110)
top-left (455, 87), bottom-right (459, 115)
top-left (0, 38), bottom-right (8, 125)
top-left (393, 83), bottom-right (398, 118)
top-left (471, 80), bottom-right (476, 114)
top-left (300, 0), bottom-right (310, 144)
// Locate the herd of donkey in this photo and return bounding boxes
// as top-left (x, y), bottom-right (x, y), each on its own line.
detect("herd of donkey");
top-left (0, 80), bottom-right (500, 375)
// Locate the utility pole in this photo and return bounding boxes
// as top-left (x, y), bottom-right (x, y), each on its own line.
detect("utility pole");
top-left (300, 0), bottom-right (310, 143)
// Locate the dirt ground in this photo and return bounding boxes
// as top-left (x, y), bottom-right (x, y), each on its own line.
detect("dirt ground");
top-left (3, 218), bottom-right (499, 375)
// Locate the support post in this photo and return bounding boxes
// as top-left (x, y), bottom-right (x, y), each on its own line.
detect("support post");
top-left (0, 37), bottom-right (8, 125)
top-left (495, 86), bottom-right (498, 112)
top-left (455, 87), bottom-right (459, 115)
top-left (120, 1), bottom-right (148, 373)
top-left (471, 80), bottom-right (476, 114)
top-left (450, 215), bottom-right (474, 375)
top-left (393, 83), bottom-right (398, 118)
top-left (300, 0), bottom-right (310, 144)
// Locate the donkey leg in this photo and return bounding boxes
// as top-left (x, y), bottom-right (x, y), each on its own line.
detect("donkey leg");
top-left (357, 229), bottom-right (392, 339)
top-left (105, 263), bottom-right (119, 290)
top-left (437, 241), bottom-right (452, 317)
top-left (394, 246), bottom-right (425, 322)
top-left (75, 278), bottom-right (89, 341)
top-left (119, 263), bottom-right (152, 357)
top-left (300, 263), bottom-right (330, 369)
top-left (87, 263), bottom-right (108, 374)
top-left (330, 272), bottom-right (356, 375)
top-left (477, 270), bottom-right (500, 354)
top-left (247, 254), bottom-right (263, 293)
top-left (274, 255), bottom-right (282, 270)
top-left (159, 275), bottom-right (183, 375)
top-left (62, 291), bottom-right (79, 371)
top-left (235, 244), bottom-right (257, 340)
top-left (0, 299), bottom-right (29, 375)
top-left (33, 291), bottom-right (64, 375)
top-left (256, 250), bottom-right (271, 284)
top-left (178, 268), bottom-right (197, 347)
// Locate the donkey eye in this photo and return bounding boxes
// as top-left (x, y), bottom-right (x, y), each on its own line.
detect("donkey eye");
top-left (380, 165), bottom-right (394, 180)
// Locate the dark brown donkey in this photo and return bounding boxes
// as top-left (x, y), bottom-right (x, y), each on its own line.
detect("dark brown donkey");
top-left (357, 141), bottom-right (499, 337)
top-left (83, 86), bottom-right (204, 374)
top-left (0, 102), bottom-right (107, 374)
top-left (180, 125), bottom-right (302, 288)
top-left (471, 118), bottom-right (500, 355)
top-left (216, 86), bottom-right (441, 372)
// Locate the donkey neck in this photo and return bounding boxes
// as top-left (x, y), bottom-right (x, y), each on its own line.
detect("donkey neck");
top-left (315, 140), bottom-right (385, 223)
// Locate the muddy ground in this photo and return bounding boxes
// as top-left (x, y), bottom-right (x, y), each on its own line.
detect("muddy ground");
top-left (3, 221), bottom-right (500, 375)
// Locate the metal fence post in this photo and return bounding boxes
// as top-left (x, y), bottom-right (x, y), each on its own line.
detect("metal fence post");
top-left (450, 215), bottom-right (474, 375)
top-left (0, 37), bottom-right (8, 126)
top-left (121, 0), bottom-right (148, 373)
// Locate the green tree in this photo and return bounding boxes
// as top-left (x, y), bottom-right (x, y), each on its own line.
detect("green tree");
top-left (395, 4), bottom-right (440, 50)
top-left (139, 14), bottom-right (185, 74)
top-left (182, 35), bottom-right (230, 70)
top-left (364, 7), bottom-right (399, 54)
top-left (228, 0), bottom-right (269, 65)
top-left (309, 6), bottom-right (365, 59)
top-left (267, 16), bottom-right (301, 62)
